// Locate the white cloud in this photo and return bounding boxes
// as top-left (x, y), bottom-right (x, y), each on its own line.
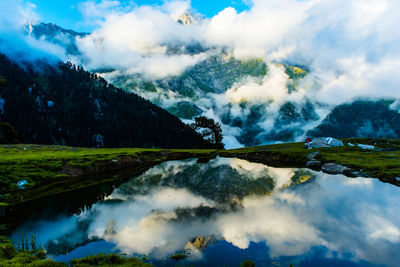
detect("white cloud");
top-left (78, 0), bottom-right (129, 26)
top-left (75, 2), bottom-right (205, 77)
top-left (0, 0), bottom-right (38, 31)
top-left (69, 0), bottom-right (400, 147)
top-left (2, 0), bottom-right (400, 146)
top-left (225, 64), bottom-right (289, 104)
top-left (0, 0), bottom-right (67, 61)
top-left (164, 0), bottom-right (191, 20)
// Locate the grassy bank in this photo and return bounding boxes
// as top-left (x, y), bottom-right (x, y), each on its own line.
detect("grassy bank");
top-left (0, 235), bottom-right (296, 267)
top-left (0, 235), bottom-right (152, 267)
top-left (0, 145), bottom-right (216, 207)
top-left (224, 138), bottom-right (400, 182)
top-left (1, 138), bottom-right (399, 209)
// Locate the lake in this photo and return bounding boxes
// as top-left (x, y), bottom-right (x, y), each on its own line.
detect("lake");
top-left (11, 157), bottom-right (400, 267)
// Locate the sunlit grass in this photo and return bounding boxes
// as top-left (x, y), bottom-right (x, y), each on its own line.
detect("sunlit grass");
top-left (1, 138), bottom-right (399, 207)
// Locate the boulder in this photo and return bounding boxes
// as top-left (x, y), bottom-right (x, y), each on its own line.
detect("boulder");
top-left (306, 161), bottom-right (322, 170)
top-left (321, 163), bottom-right (351, 175)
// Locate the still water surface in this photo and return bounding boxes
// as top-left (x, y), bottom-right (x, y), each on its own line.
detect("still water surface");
top-left (12, 157), bottom-right (400, 266)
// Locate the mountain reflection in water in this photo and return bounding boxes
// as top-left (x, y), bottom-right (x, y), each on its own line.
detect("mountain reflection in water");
top-left (12, 157), bottom-right (400, 267)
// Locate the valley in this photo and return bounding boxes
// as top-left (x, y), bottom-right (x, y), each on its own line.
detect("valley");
top-left (1, 1), bottom-right (400, 266)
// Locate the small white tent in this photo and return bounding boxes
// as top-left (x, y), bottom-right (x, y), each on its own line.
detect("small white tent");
top-left (310, 137), bottom-right (344, 148)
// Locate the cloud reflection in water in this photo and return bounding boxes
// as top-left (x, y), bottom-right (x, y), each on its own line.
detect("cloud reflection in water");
top-left (13, 157), bottom-right (400, 266)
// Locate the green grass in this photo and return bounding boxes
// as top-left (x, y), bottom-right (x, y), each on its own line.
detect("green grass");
top-left (226, 138), bottom-right (400, 180)
top-left (313, 139), bottom-right (400, 180)
top-left (70, 253), bottom-right (153, 267)
top-left (0, 145), bottom-right (216, 206)
top-left (1, 138), bottom-right (399, 207)
top-left (0, 236), bottom-right (152, 267)
top-left (0, 236), bottom-right (63, 267)
top-left (318, 145), bottom-right (400, 180)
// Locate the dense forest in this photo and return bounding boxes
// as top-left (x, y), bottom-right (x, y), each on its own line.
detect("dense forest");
top-left (0, 54), bottom-right (211, 148)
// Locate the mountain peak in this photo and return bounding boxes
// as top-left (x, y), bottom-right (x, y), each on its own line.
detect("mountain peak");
top-left (177, 12), bottom-right (199, 25)
top-left (24, 22), bottom-right (88, 55)
top-left (25, 22), bottom-right (88, 39)
top-left (27, 22), bottom-right (34, 36)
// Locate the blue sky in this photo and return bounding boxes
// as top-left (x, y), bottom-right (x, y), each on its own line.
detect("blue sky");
top-left (31, 0), bottom-right (251, 32)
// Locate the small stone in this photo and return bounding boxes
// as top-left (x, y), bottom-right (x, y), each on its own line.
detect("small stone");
top-left (395, 177), bottom-right (400, 183)
top-left (17, 180), bottom-right (29, 189)
top-left (357, 144), bottom-right (375, 150)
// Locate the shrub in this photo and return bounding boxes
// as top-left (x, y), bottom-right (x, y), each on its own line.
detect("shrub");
top-left (8, 251), bottom-right (36, 264)
top-left (1, 243), bottom-right (17, 259)
top-left (0, 236), bottom-right (11, 244)
top-left (241, 260), bottom-right (255, 267)
top-left (35, 249), bottom-right (47, 260)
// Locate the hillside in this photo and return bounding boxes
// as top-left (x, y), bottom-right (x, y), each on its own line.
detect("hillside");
top-left (0, 54), bottom-right (210, 149)
top-left (308, 100), bottom-right (400, 139)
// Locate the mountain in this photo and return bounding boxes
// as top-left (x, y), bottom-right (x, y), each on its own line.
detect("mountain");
top-left (24, 22), bottom-right (400, 147)
top-left (25, 22), bottom-right (321, 147)
top-left (177, 12), bottom-right (201, 25)
top-left (0, 54), bottom-right (211, 148)
top-left (308, 100), bottom-right (400, 139)
top-left (105, 54), bottom-right (320, 146)
top-left (114, 158), bottom-right (314, 204)
top-left (109, 54), bottom-right (268, 98)
top-left (26, 22), bottom-right (88, 55)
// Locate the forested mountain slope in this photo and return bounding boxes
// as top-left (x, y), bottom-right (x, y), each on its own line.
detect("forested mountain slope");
top-left (0, 54), bottom-right (210, 148)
